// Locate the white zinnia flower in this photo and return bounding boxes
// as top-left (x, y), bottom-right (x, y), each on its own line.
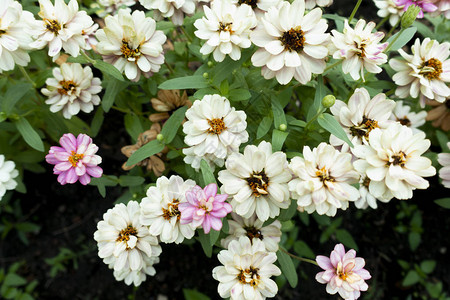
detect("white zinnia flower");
top-left (353, 123), bottom-right (436, 201)
top-left (390, 100), bottom-right (427, 133)
top-left (230, 0), bottom-right (282, 18)
top-left (140, 0), bottom-right (196, 26)
top-left (329, 87), bottom-right (395, 153)
top-left (373, 0), bottom-right (404, 26)
top-left (194, 0), bottom-right (257, 62)
top-left (95, 9), bottom-right (167, 81)
top-left (183, 147), bottom-right (225, 171)
top-left (218, 141), bottom-right (291, 222)
top-left (430, 0), bottom-right (450, 18)
top-left (0, 0), bottom-right (36, 73)
top-left (353, 164), bottom-right (387, 209)
top-left (250, 0), bottom-right (330, 85)
top-left (390, 38), bottom-right (450, 107)
top-left (113, 255), bottom-right (160, 286)
top-left (212, 237), bottom-right (281, 300)
top-left (82, 23), bottom-right (99, 51)
top-left (289, 143), bottom-right (360, 216)
top-left (331, 19), bottom-right (388, 81)
top-left (305, 0), bottom-right (333, 9)
top-left (0, 155), bottom-right (19, 201)
top-left (140, 175), bottom-right (196, 244)
top-left (182, 94), bottom-right (249, 168)
top-left (41, 63), bottom-right (102, 119)
top-left (438, 142), bottom-right (450, 188)
top-left (98, 0), bottom-right (136, 16)
top-left (221, 213), bottom-right (282, 252)
top-left (29, 0), bottom-right (94, 60)
top-left (94, 201), bottom-right (162, 286)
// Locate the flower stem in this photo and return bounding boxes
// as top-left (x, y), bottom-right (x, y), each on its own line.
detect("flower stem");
top-left (280, 248), bottom-right (318, 266)
top-left (348, 0), bottom-right (363, 24)
top-left (324, 60), bottom-right (343, 73)
top-left (305, 107), bottom-right (326, 131)
top-left (375, 15), bottom-right (390, 29)
top-left (178, 25), bottom-right (193, 43)
top-left (81, 50), bottom-right (97, 64)
top-left (384, 20), bottom-right (400, 41)
top-left (19, 66), bottom-right (36, 88)
top-left (384, 27), bottom-right (405, 53)
top-left (164, 62), bottom-right (175, 75)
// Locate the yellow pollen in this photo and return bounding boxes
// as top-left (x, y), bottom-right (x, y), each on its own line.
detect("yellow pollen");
top-left (68, 151), bottom-right (84, 167)
top-left (162, 199), bottom-right (181, 220)
top-left (316, 166), bottom-right (334, 182)
top-left (120, 39), bottom-right (141, 60)
top-left (207, 118), bottom-right (226, 134)
top-left (218, 22), bottom-right (233, 33)
top-left (391, 151), bottom-right (407, 167)
top-left (350, 116), bottom-right (379, 139)
top-left (44, 19), bottom-right (61, 34)
top-left (0, 29), bottom-right (6, 36)
top-left (246, 172), bottom-right (269, 197)
top-left (279, 26), bottom-right (305, 53)
top-left (237, 267), bottom-right (260, 286)
top-left (237, 0), bottom-right (258, 8)
top-left (116, 225), bottom-right (138, 250)
top-left (419, 58), bottom-right (442, 80)
top-left (58, 80), bottom-right (77, 95)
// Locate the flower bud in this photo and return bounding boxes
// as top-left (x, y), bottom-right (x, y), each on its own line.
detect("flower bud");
top-left (322, 95), bottom-right (336, 108)
top-left (279, 123), bottom-right (287, 131)
top-left (203, 72), bottom-right (209, 79)
top-left (401, 5), bottom-right (421, 29)
top-left (207, 61), bottom-right (213, 67)
top-left (156, 134), bottom-right (164, 141)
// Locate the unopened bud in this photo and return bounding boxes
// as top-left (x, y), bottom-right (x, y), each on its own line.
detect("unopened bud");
top-left (401, 5), bottom-right (421, 29)
top-left (207, 61), bottom-right (213, 67)
top-left (203, 72), bottom-right (209, 79)
top-left (156, 134), bottom-right (164, 141)
top-left (322, 95), bottom-right (336, 108)
top-left (279, 124), bottom-right (287, 131)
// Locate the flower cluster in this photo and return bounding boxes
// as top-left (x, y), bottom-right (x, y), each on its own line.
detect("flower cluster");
top-left (0, 155), bottom-right (19, 201)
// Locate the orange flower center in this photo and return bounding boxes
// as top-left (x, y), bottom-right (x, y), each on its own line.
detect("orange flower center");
top-left (58, 80), bottom-right (77, 95)
top-left (207, 118), bottom-right (227, 134)
top-left (246, 171), bottom-right (269, 197)
top-left (391, 151), bottom-right (407, 166)
top-left (116, 225), bottom-right (138, 243)
top-left (350, 116), bottom-right (379, 140)
top-left (237, 267), bottom-right (260, 287)
top-left (237, 0), bottom-right (258, 8)
top-left (68, 151), bottom-right (84, 167)
top-left (121, 39), bottom-right (141, 60)
top-left (218, 22), bottom-right (234, 34)
top-left (162, 199), bottom-right (181, 220)
top-left (44, 19), bottom-right (61, 34)
top-left (420, 58), bottom-right (442, 80)
top-left (280, 27), bottom-right (305, 53)
top-left (316, 166), bottom-right (334, 182)
top-left (245, 226), bottom-right (263, 240)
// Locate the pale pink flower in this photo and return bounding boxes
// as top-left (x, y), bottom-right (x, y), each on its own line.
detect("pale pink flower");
top-left (179, 183), bottom-right (232, 234)
top-left (46, 133), bottom-right (103, 185)
top-left (316, 244), bottom-right (371, 300)
top-left (394, 0), bottom-right (437, 17)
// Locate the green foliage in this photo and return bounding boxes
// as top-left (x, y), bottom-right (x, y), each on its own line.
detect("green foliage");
top-left (0, 262), bottom-right (38, 300)
top-left (276, 248), bottom-right (298, 288)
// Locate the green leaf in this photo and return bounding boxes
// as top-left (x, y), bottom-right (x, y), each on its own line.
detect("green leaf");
top-left (124, 114), bottom-right (143, 143)
top-left (67, 56), bottom-right (89, 64)
top-left (409, 232), bottom-right (421, 251)
top-left (159, 75), bottom-right (209, 90)
top-left (317, 113), bottom-right (353, 148)
top-left (211, 50), bottom-right (252, 86)
top-left (307, 75), bottom-right (326, 121)
top-left (402, 270), bottom-right (420, 286)
top-left (293, 241), bottom-right (315, 259)
top-left (200, 160), bottom-right (217, 185)
top-left (125, 140), bottom-right (165, 167)
top-left (14, 118), bottom-right (45, 152)
top-left (119, 175), bottom-right (145, 187)
top-left (413, 21), bottom-right (434, 39)
top-left (336, 229), bottom-right (359, 251)
top-left (102, 78), bottom-right (128, 112)
top-left (160, 106), bottom-right (188, 143)
top-left (183, 289), bottom-right (211, 300)
top-left (387, 27), bottom-right (417, 52)
top-left (1, 83), bottom-right (33, 114)
top-left (198, 229), bottom-right (213, 257)
top-left (436, 130), bottom-right (449, 151)
top-left (91, 107), bottom-right (104, 137)
top-left (229, 89), bottom-right (251, 101)
top-left (277, 248), bottom-right (298, 288)
top-left (289, 119), bottom-right (306, 128)
top-left (94, 60), bottom-right (125, 81)
top-left (4, 274), bottom-right (27, 287)
top-left (420, 260), bottom-right (436, 274)
top-left (271, 129), bottom-right (288, 152)
top-left (271, 96), bottom-right (287, 128)
top-left (257, 115), bottom-right (273, 139)
top-left (434, 198), bottom-right (450, 209)
top-left (278, 200), bottom-right (297, 222)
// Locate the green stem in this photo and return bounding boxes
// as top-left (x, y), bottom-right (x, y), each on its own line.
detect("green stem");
top-left (178, 25), bottom-right (192, 43)
top-left (324, 60), bottom-right (343, 73)
top-left (111, 106), bottom-right (130, 114)
top-left (164, 62), bottom-right (175, 75)
top-left (375, 15), bottom-right (389, 29)
top-left (384, 27), bottom-right (405, 53)
top-left (19, 66), bottom-right (36, 88)
top-left (384, 20), bottom-right (400, 41)
top-left (81, 50), bottom-right (96, 64)
top-left (348, 0), bottom-right (363, 24)
top-left (280, 248), bottom-right (318, 266)
top-left (305, 107), bottom-right (326, 131)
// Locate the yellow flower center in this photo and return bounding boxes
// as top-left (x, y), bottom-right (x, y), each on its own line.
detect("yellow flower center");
top-left (316, 166), bottom-right (335, 182)
top-left (44, 19), bottom-right (61, 34)
top-left (207, 118), bottom-right (227, 134)
top-left (279, 27), bottom-right (305, 53)
top-left (58, 80), bottom-right (77, 95)
top-left (237, 0), bottom-right (258, 8)
top-left (246, 171), bottom-right (269, 197)
top-left (162, 199), bottom-right (181, 220)
top-left (391, 151), bottom-right (407, 167)
top-left (350, 116), bottom-right (379, 140)
top-left (68, 151), bottom-right (84, 167)
top-left (116, 225), bottom-right (138, 243)
top-left (419, 58), bottom-right (443, 80)
top-left (218, 22), bottom-right (233, 34)
top-left (121, 39), bottom-right (141, 60)
top-left (245, 226), bottom-right (263, 240)
top-left (0, 29), bottom-right (6, 36)
top-left (237, 267), bottom-right (260, 287)
top-left (396, 116), bottom-right (411, 127)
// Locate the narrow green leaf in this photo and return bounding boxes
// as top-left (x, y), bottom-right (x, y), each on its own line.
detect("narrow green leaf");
top-left (257, 115), bottom-right (273, 139)
top-left (183, 289), bottom-right (211, 300)
top-left (14, 118), bottom-right (45, 152)
top-left (278, 200), bottom-right (297, 222)
top-left (200, 160), bottom-right (217, 185)
top-left (289, 119), bottom-right (306, 128)
top-left (124, 114), bottom-right (143, 143)
top-left (420, 260), bottom-right (436, 274)
top-left (4, 274), bottom-right (27, 287)
top-left (2, 83), bottom-right (33, 114)
top-left (408, 232), bottom-right (421, 251)
top-left (387, 27), bottom-right (417, 52)
top-left (271, 97), bottom-right (287, 128)
top-left (317, 113), bottom-right (353, 148)
top-left (94, 60), bottom-right (125, 81)
top-left (198, 229), bottom-right (213, 257)
top-left (402, 270), bottom-right (420, 286)
top-left (434, 198), bottom-right (450, 209)
top-left (67, 56), bottom-right (89, 64)
top-left (159, 75), bottom-right (209, 90)
top-left (229, 89), bottom-right (251, 101)
top-left (102, 78), bottom-right (128, 112)
top-left (293, 241), bottom-right (315, 259)
top-left (160, 106), bottom-right (188, 143)
top-left (413, 21), bottom-right (435, 39)
top-left (91, 107), bottom-right (104, 137)
top-left (307, 75), bottom-right (325, 121)
top-left (126, 140), bottom-right (165, 166)
top-left (436, 130), bottom-right (449, 151)
top-left (211, 50), bottom-right (252, 86)
top-left (277, 248), bottom-right (298, 288)
top-left (336, 229), bottom-right (358, 251)
top-left (119, 175), bottom-right (145, 187)
top-left (271, 129), bottom-right (288, 152)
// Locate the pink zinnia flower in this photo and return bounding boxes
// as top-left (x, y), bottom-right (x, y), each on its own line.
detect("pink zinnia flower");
top-left (395, 0), bottom-right (437, 17)
top-left (315, 244), bottom-right (371, 300)
top-left (179, 183), bottom-right (232, 234)
top-left (46, 133), bottom-right (103, 185)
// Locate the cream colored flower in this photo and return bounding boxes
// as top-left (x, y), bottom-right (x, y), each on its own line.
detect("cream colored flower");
top-left (0, 155), bottom-right (18, 201)
top-left (140, 0), bottom-right (196, 25)
top-left (390, 100), bottom-right (427, 133)
top-left (438, 142), bottom-right (450, 188)
top-left (373, 0), bottom-right (404, 26)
